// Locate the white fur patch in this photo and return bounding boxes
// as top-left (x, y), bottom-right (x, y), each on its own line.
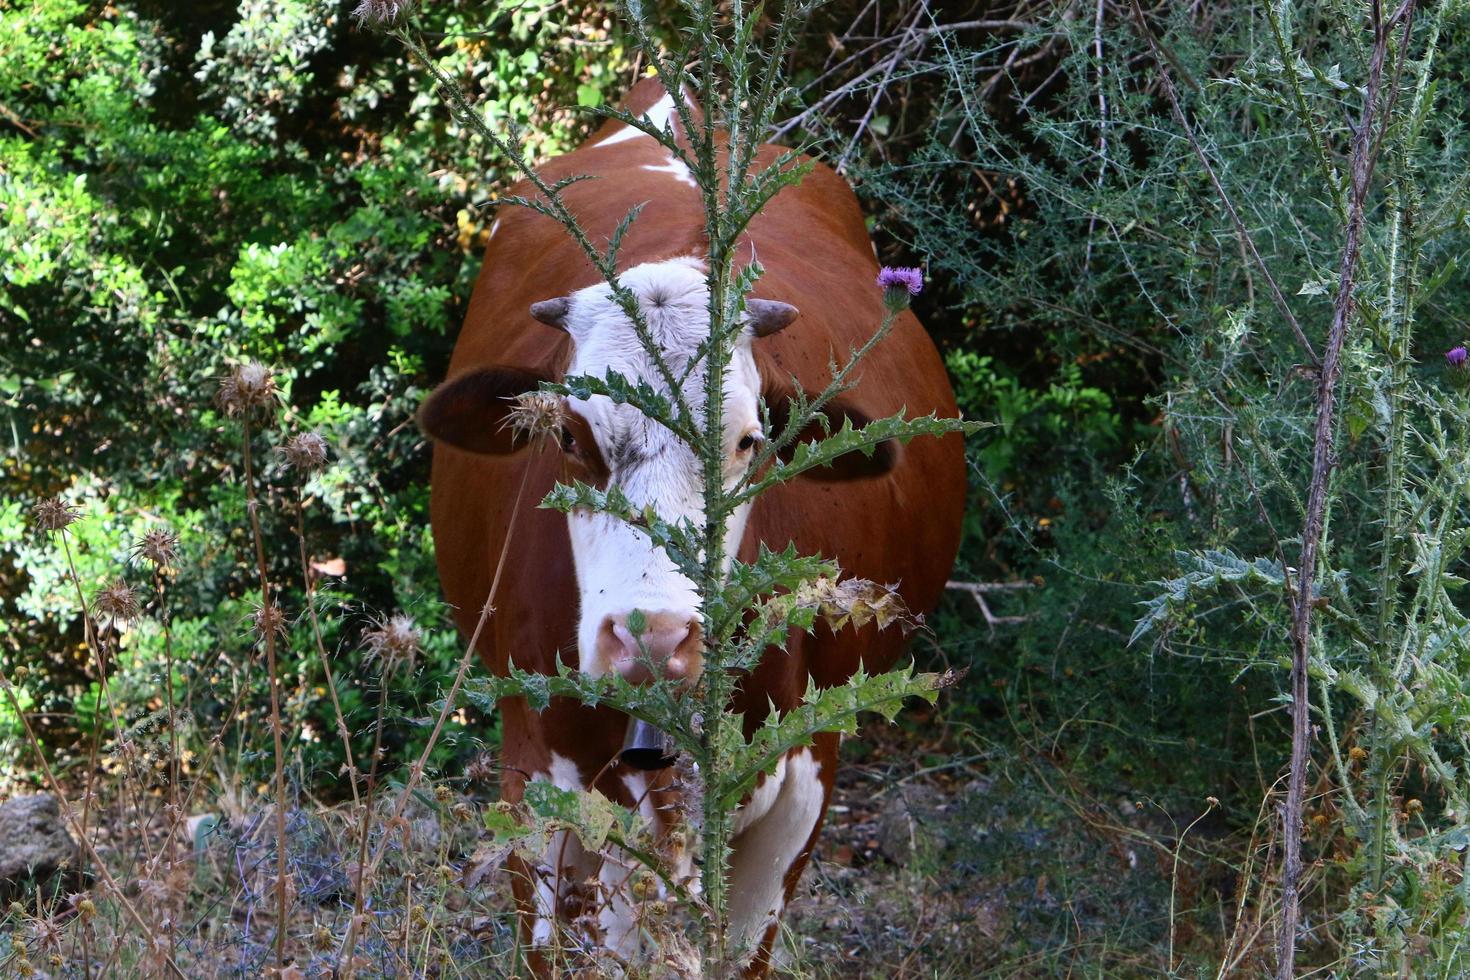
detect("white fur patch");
top-left (732, 756), bottom-right (787, 836)
top-left (642, 155), bottom-right (697, 188)
top-left (621, 771), bottom-right (659, 826)
top-left (725, 749), bottom-right (826, 958)
top-left (559, 258), bottom-right (763, 678)
top-left (595, 92), bottom-right (677, 147)
top-left (529, 755), bottom-right (585, 947)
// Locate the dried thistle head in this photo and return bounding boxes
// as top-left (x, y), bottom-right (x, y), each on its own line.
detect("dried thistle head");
top-left (361, 613), bottom-right (422, 670)
top-left (352, 0), bottom-right (415, 25)
top-left (278, 431), bottom-right (330, 474)
top-left (93, 580), bottom-right (141, 625)
top-left (251, 596), bottom-right (288, 640)
top-left (32, 496), bottom-right (80, 533)
top-left (504, 391), bottom-right (568, 448)
top-left (217, 361), bottom-right (280, 417)
top-left (794, 576), bottom-right (918, 634)
top-left (133, 527), bottom-right (180, 568)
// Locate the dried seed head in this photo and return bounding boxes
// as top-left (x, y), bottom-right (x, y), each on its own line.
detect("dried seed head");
top-left (362, 613), bottom-right (422, 669)
top-left (76, 898), bottom-right (96, 920)
top-left (434, 784), bottom-right (453, 803)
top-left (133, 527), bottom-right (180, 568)
top-left (251, 597), bottom-right (288, 639)
top-left (32, 496), bottom-right (80, 533)
top-left (217, 361), bottom-right (280, 417)
top-left (352, 0), bottom-right (415, 25)
top-left (505, 392), bottom-right (568, 448)
top-left (278, 431), bottom-right (330, 474)
top-left (93, 580), bottom-right (140, 624)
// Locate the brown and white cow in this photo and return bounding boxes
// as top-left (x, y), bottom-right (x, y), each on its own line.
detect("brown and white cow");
top-left (421, 78), bottom-right (966, 973)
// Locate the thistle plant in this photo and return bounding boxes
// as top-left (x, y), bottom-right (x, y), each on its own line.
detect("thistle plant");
top-left (366, 1), bottom-right (981, 969)
top-left (1122, 1), bottom-right (1470, 972)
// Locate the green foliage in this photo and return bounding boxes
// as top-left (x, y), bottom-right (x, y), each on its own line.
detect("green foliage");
top-left (850, 0), bottom-right (1470, 971)
top-left (0, 0), bottom-right (633, 788)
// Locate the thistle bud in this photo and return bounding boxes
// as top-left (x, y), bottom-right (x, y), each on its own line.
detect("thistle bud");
top-left (875, 266), bottom-right (924, 313)
top-left (506, 392), bottom-right (568, 449)
top-left (32, 496), bottom-right (80, 533)
top-left (362, 614), bottom-right (422, 670)
top-left (133, 527), bottom-right (180, 568)
top-left (93, 581), bottom-right (141, 625)
top-left (217, 361), bottom-right (280, 417)
top-left (278, 431), bottom-right (330, 474)
top-left (352, 0), bottom-right (415, 26)
top-left (251, 597), bottom-right (288, 639)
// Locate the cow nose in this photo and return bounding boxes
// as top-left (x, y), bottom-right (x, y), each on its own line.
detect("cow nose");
top-left (598, 611), bottom-right (704, 684)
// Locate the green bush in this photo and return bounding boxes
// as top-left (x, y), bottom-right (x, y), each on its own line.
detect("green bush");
top-left (0, 0), bottom-right (633, 790)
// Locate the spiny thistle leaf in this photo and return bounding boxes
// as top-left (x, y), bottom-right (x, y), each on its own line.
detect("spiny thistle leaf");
top-left (540, 480), bottom-right (702, 580)
top-left (1131, 550), bottom-right (1307, 645)
top-left (550, 370), bottom-right (691, 441)
top-left (715, 666), bottom-right (954, 811)
top-left (745, 410), bottom-right (987, 498)
top-left (462, 663), bottom-right (694, 750)
top-left (522, 781), bottom-right (641, 853)
top-left (709, 544), bottom-right (841, 637)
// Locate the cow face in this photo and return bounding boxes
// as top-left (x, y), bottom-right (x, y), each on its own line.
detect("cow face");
top-left (420, 258), bottom-right (891, 687)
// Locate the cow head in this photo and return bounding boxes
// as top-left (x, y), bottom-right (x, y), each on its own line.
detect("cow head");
top-left (420, 258), bottom-right (894, 693)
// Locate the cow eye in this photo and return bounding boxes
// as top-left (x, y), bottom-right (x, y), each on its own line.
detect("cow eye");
top-left (560, 427), bottom-right (577, 453)
top-left (737, 431), bottom-right (762, 453)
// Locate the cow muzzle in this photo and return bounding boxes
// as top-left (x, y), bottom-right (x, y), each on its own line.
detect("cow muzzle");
top-left (598, 610), bottom-right (701, 771)
top-left (597, 611), bottom-right (704, 685)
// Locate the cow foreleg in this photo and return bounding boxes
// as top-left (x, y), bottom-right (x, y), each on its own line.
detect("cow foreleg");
top-left (724, 732), bottom-right (838, 976)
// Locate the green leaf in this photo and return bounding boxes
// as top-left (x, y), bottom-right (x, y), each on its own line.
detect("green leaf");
top-left (540, 480), bottom-right (703, 579)
top-left (549, 369), bottom-right (692, 440)
top-left (744, 410), bottom-right (988, 499)
top-left (715, 666), bottom-right (952, 811)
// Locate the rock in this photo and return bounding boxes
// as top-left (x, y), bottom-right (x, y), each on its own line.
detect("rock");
top-left (0, 793), bottom-right (79, 899)
top-left (876, 785), bottom-right (945, 866)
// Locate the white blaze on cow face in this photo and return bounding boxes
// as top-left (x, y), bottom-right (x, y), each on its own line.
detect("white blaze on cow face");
top-left (555, 258), bottom-right (765, 683)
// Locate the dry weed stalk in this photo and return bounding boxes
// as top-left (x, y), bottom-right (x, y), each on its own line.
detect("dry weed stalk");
top-left (224, 360), bottom-right (293, 970)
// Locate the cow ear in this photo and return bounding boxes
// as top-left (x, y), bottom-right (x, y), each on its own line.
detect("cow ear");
top-left (761, 377), bottom-right (900, 481)
top-left (419, 366), bottom-right (554, 455)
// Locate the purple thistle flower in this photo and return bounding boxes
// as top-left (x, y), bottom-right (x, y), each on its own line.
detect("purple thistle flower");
top-left (876, 267), bottom-right (924, 296)
top-left (1447, 345), bottom-right (1468, 368)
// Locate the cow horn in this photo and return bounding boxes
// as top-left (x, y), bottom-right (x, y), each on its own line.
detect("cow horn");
top-left (747, 299), bottom-right (799, 338)
top-left (530, 297), bottom-right (571, 330)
